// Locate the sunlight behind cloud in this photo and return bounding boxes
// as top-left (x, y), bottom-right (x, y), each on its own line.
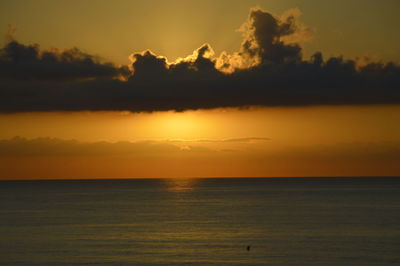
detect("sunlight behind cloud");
top-left (151, 111), bottom-right (211, 140)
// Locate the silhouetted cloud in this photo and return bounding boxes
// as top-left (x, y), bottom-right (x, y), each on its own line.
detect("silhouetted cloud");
top-left (0, 40), bottom-right (129, 81)
top-left (0, 7), bottom-right (399, 113)
top-left (217, 7), bottom-right (309, 70)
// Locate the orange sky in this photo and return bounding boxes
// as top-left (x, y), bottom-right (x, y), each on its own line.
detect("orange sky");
top-left (1, 1), bottom-right (400, 179)
top-left (2, 0), bottom-right (400, 64)
top-left (0, 106), bottom-right (399, 179)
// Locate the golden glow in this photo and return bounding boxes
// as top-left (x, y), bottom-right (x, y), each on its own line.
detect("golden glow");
top-left (2, 2), bottom-right (400, 179)
top-left (1, 106), bottom-right (400, 179)
top-left (163, 178), bottom-right (198, 192)
top-left (3, 1), bottom-right (400, 65)
top-left (151, 111), bottom-right (212, 140)
top-left (1, 106), bottom-right (400, 143)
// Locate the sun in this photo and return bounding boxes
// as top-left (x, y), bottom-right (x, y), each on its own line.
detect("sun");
top-left (155, 111), bottom-right (207, 140)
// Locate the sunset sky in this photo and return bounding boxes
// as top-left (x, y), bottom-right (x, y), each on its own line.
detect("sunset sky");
top-left (0, 0), bottom-right (399, 179)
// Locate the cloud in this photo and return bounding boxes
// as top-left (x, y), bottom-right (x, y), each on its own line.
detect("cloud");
top-left (0, 136), bottom-right (185, 156)
top-left (223, 137), bottom-right (271, 143)
top-left (2, 137), bottom-right (398, 160)
top-left (0, 7), bottom-right (399, 113)
top-left (0, 40), bottom-right (129, 81)
top-left (171, 137), bottom-right (271, 143)
top-left (1, 137), bottom-right (399, 179)
top-left (0, 137), bottom-right (269, 157)
top-left (217, 7), bottom-right (306, 70)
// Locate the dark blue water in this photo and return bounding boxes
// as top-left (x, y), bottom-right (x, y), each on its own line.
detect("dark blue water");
top-left (1, 178), bottom-right (399, 265)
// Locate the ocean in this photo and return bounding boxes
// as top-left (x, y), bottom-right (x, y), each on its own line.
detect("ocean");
top-left (0, 177), bottom-right (399, 265)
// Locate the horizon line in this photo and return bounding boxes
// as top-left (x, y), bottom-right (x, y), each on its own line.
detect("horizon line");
top-left (1, 176), bottom-right (399, 181)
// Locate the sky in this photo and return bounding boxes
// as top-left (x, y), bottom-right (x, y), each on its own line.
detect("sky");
top-left (2, 0), bottom-right (400, 64)
top-left (0, 0), bottom-right (399, 179)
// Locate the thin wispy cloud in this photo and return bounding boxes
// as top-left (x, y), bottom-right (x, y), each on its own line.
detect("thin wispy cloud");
top-left (1, 137), bottom-right (399, 179)
top-left (168, 137), bottom-right (271, 143)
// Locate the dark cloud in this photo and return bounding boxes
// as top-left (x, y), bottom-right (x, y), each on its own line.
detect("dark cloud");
top-left (240, 8), bottom-right (302, 64)
top-left (0, 40), bottom-right (129, 81)
top-left (0, 7), bottom-right (399, 113)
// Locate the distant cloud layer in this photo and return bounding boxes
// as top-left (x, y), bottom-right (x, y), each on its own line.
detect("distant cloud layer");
top-left (1, 137), bottom-right (399, 178)
top-left (0, 136), bottom-right (272, 157)
top-left (1, 7), bottom-right (399, 112)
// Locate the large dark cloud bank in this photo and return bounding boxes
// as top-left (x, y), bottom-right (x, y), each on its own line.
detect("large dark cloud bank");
top-left (1, 8), bottom-right (399, 112)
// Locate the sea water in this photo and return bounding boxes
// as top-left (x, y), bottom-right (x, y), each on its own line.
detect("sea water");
top-left (0, 177), bottom-right (399, 265)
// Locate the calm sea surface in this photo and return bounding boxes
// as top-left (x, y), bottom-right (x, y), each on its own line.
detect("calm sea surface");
top-left (0, 177), bottom-right (399, 265)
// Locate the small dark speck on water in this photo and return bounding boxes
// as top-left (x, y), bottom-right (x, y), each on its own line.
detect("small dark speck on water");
top-left (247, 245), bottom-right (251, 251)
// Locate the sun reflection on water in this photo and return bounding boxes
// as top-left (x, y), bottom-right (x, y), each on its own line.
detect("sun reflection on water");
top-left (163, 178), bottom-right (198, 192)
